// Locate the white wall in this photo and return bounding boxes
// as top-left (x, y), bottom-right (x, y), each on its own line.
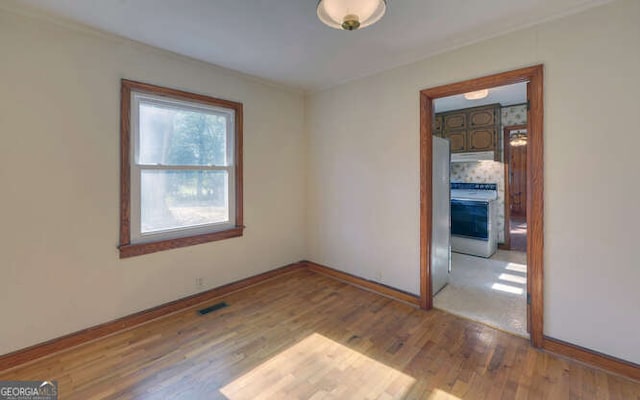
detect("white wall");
top-left (307, 0), bottom-right (640, 364)
top-left (0, 6), bottom-right (306, 355)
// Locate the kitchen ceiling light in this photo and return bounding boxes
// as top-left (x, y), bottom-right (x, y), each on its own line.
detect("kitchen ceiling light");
top-left (317, 0), bottom-right (387, 31)
top-left (464, 89), bottom-right (489, 100)
top-left (510, 131), bottom-right (528, 147)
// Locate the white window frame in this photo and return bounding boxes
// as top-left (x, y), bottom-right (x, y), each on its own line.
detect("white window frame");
top-left (130, 92), bottom-right (236, 243)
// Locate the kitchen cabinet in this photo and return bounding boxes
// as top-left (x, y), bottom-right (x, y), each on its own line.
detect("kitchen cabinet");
top-left (448, 130), bottom-right (466, 152)
top-left (468, 127), bottom-right (495, 151)
top-left (436, 103), bottom-right (500, 158)
top-left (469, 107), bottom-right (496, 127)
top-left (444, 113), bottom-right (466, 130)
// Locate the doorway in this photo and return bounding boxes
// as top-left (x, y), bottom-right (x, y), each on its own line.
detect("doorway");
top-left (419, 65), bottom-right (544, 347)
top-left (431, 87), bottom-right (529, 337)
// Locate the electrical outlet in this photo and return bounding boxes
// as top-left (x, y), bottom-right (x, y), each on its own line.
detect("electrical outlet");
top-left (195, 277), bottom-right (204, 290)
top-left (375, 271), bottom-right (382, 281)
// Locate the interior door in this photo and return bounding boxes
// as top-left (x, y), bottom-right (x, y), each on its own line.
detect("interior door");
top-left (510, 143), bottom-right (527, 216)
top-left (526, 81), bottom-right (531, 334)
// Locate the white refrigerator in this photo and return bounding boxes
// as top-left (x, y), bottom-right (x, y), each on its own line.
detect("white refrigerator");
top-left (431, 136), bottom-right (451, 295)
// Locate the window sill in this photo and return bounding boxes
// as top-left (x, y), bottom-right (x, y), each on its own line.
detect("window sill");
top-left (119, 226), bottom-right (244, 258)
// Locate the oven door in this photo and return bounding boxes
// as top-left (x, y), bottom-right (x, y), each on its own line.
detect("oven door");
top-left (451, 199), bottom-right (489, 240)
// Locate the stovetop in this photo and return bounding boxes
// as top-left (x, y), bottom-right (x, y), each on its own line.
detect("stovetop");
top-left (450, 182), bottom-right (498, 201)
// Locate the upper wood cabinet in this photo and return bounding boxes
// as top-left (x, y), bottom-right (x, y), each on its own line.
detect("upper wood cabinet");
top-left (436, 103), bottom-right (500, 158)
top-left (469, 108), bottom-right (496, 127)
top-left (448, 130), bottom-right (466, 152)
top-left (444, 113), bottom-right (466, 130)
top-left (468, 127), bottom-right (495, 151)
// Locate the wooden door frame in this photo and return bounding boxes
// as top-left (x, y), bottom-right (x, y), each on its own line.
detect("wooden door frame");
top-left (502, 124), bottom-right (528, 250)
top-left (419, 65), bottom-right (544, 347)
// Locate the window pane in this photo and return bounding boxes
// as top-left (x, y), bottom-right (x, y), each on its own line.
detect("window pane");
top-left (140, 170), bottom-right (229, 234)
top-left (138, 101), bottom-right (229, 166)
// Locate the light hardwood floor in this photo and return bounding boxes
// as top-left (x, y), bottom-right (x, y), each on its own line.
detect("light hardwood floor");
top-left (2, 270), bottom-right (639, 399)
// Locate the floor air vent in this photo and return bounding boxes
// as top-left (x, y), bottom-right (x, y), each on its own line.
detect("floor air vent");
top-left (198, 302), bottom-right (228, 315)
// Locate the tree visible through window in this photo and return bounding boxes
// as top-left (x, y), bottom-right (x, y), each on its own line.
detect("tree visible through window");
top-left (119, 80), bottom-right (243, 258)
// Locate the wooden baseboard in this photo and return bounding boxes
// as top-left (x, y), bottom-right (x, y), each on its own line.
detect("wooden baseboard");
top-left (304, 261), bottom-right (420, 306)
top-left (543, 336), bottom-right (640, 382)
top-left (0, 262), bottom-right (305, 371)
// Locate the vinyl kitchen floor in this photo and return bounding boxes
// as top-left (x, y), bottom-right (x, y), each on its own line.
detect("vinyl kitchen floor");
top-left (434, 250), bottom-right (528, 337)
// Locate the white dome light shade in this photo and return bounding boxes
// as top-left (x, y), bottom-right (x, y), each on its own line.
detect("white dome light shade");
top-left (464, 89), bottom-right (489, 100)
top-left (317, 0), bottom-right (387, 31)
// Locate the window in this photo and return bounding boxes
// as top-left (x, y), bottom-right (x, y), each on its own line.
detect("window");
top-left (119, 80), bottom-right (243, 258)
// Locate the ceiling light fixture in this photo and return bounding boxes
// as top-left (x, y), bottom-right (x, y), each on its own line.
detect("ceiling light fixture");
top-left (317, 0), bottom-right (387, 31)
top-left (464, 89), bottom-right (489, 100)
top-left (510, 131), bottom-right (528, 147)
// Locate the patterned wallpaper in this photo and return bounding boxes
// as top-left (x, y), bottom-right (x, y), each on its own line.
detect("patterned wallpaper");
top-left (450, 161), bottom-right (505, 243)
top-left (497, 104), bottom-right (527, 162)
top-left (502, 104), bottom-right (527, 126)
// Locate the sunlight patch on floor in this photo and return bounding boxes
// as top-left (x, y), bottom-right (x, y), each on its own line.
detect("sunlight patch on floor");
top-left (505, 262), bottom-right (527, 273)
top-left (428, 388), bottom-right (463, 399)
top-left (491, 282), bottom-right (524, 295)
top-left (498, 273), bottom-right (526, 285)
top-left (220, 333), bottom-right (415, 399)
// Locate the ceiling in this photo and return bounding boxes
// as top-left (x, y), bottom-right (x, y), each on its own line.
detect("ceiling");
top-left (14, 0), bottom-right (611, 92)
top-left (434, 82), bottom-right (527, 113)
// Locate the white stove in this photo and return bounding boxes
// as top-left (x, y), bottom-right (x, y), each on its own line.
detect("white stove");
top-left (450, 183), bottom-right (498, 258)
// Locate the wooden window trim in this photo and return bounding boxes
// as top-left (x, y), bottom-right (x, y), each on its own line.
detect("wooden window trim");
top-left (119, 79), bottom-right (244, 258)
